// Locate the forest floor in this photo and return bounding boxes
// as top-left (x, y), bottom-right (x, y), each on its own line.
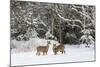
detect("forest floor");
top-left (11, 45), bottom-right (95, 66)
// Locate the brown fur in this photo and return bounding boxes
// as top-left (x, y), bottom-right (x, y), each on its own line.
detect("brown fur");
top-left (53, 44), bottom-right (65, 55)
top-left (36, 44), bottom-right (49, 56)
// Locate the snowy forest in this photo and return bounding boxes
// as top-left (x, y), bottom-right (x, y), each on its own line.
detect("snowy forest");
top-left (10, 0), bottom-right (95, 66)
top-left (11, 0), bottom-right (95, 45)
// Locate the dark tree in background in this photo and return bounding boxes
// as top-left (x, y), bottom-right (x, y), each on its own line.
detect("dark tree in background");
top-left (11, 0), bottom-right (95, 45)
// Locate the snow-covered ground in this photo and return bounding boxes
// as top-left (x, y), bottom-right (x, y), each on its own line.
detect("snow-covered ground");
top-left (11, 38), bottom-right (60, 53)
top-left (11, 45), bottom-right (95, 66)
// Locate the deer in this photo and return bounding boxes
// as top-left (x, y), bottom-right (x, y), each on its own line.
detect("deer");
top-left (53, 44), bottom-right (65, 55)
top-left (36, 41), bottom-right (50, 56)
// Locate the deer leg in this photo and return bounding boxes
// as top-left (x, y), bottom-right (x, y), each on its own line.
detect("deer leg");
top-left (54, 52), bottom-right (57, 55)
top-left (38, 52), bottom-right (40, 56)
top-left (61, 51), bottom-right (63, 54)
top-left (46, 52), bottom-right (47, 55)
top-left (64, 50), bottom-right (66, 54)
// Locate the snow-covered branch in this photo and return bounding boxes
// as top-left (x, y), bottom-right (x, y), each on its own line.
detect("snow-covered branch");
top-left (72, 24), bottom-right (82, 29)
top-left (57, 13), bottom-right (81, 22)
top-left (71, 5), bottom-right (94, 24)
top-left (57, 13), bottom-right (83, 29)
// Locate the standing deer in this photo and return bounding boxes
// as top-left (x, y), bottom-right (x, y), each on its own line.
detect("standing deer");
top-left (36, 41), bottom-right (50, 56)
top-left (53, 44), bottom-right (65, 55)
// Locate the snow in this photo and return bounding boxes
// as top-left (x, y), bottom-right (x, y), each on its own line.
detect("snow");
top-left (71, 6), bottom-right (95, 24)
top-left (11, 45), bottom-right (95, 66)
top-left (32, 17), bottom-right (47, 27)
top-left (57, 13), bottom-right (82, 24)
top-left (11, 38), bottom-right (60, 53)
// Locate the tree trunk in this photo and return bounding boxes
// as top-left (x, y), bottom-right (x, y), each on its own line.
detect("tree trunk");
top-left (59, 19), bottom-right (62, 44)
top-left (51, 14), bottom-right (54, 35)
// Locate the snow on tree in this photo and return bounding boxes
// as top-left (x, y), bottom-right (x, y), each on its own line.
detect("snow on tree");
top-left (51, 4), bottom-right (95, 45)
top-left (80, 34), bottom-right (94, 44)
top-left (11, 1), bottom-right (95, 45)
top-left (32, 15), bottom-right (47, 27)
top-left (80, 28), bottom-right (95, 47)
top-left (24, 27), bottom-right (38, 38)
top-left (45, 29), bottom-right (57, 40)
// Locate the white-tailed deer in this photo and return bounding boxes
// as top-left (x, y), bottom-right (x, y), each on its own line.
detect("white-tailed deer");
top-left (53, 44), bottom-right (65, 55)
top-left (36, 41), bottom-right (50, 56)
